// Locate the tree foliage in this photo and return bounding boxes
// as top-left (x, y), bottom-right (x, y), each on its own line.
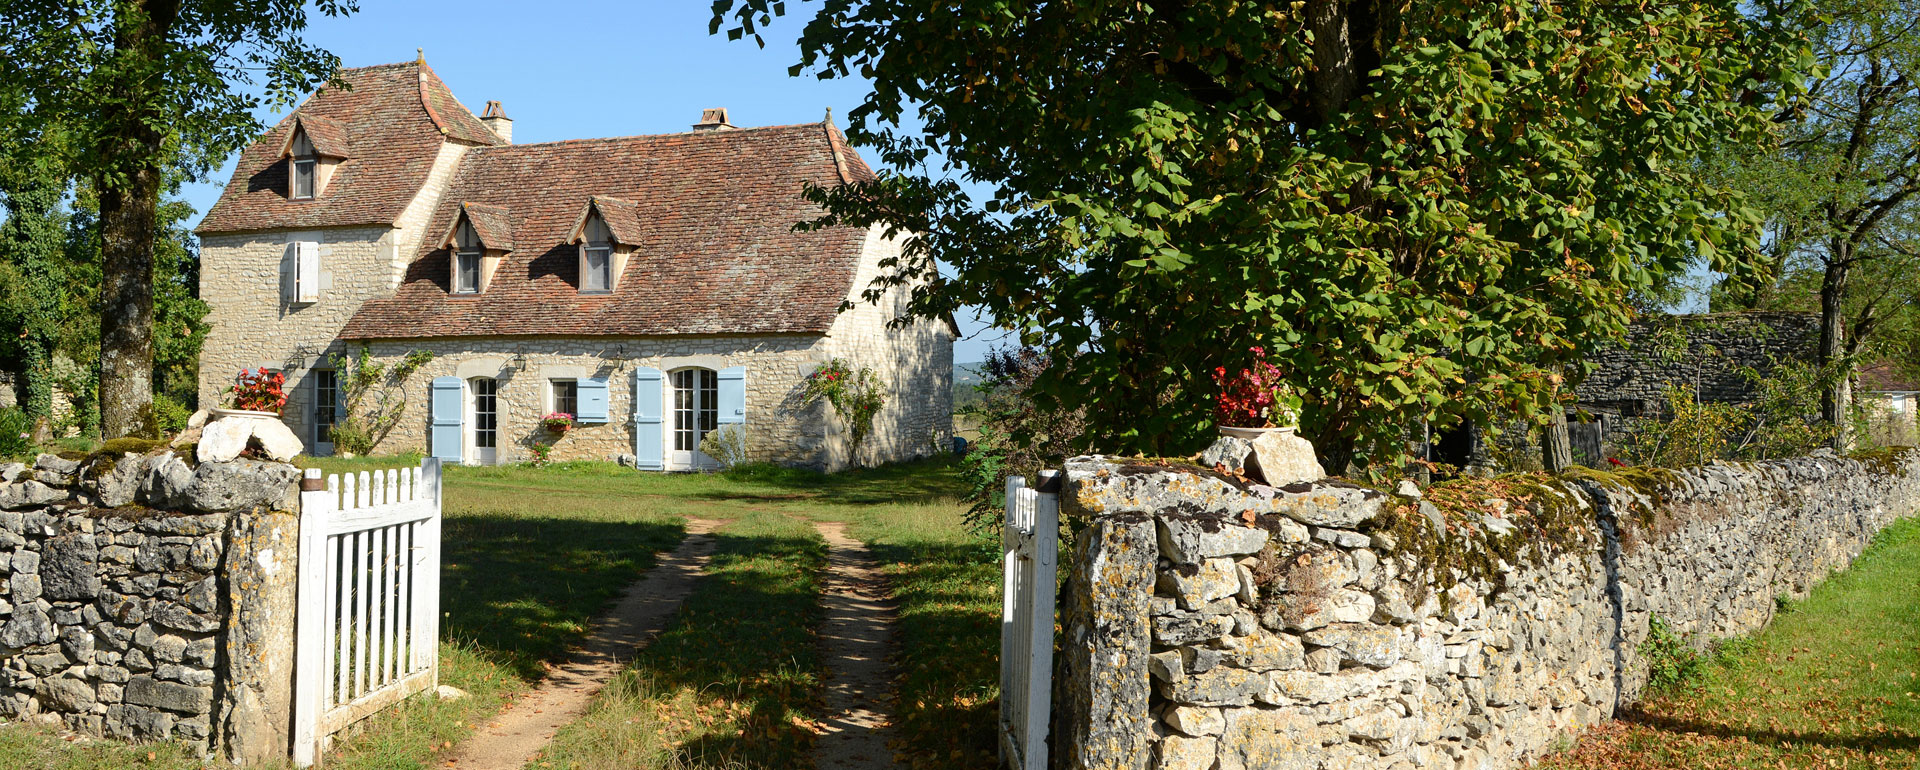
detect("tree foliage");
top-left (1714, 0), bottom-right (1920, 446)
top-left (714, 0), bottom-right (1811, 471)
top-left (0, 0), bottom-right (354, 437)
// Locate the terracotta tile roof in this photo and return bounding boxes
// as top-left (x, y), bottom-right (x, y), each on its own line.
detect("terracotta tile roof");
top-left (566, 197), bottom-right (644, 245)
top-left (341, 121), bottom-right (878, 339)
top-left (198, 62), bottom-right (503, 234)
top-left (1862, 361), bottom-right (1920, 392)
top-left (439, 202), bottom-right (513, 252)
top-left (278, 114), bottom-right (352, 158)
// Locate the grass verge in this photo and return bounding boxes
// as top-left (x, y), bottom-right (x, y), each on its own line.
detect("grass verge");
top-left (1541, 514), bottom-right (1920, 769)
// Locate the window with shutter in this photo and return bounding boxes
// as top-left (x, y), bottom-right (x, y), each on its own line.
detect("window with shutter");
top-left (293, 241), bottom-right (320, 304)
top-left (576, 378), bottom-right (610, 423)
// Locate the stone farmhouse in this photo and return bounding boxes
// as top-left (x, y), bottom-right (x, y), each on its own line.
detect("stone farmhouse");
top-left (195, 60), bottom-right (953, 470)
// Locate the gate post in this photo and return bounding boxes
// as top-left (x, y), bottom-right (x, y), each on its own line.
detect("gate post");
top-left (292, 468), bottom-right (335, 766)
top-left (1000, 471), bottom-right (1059, 770)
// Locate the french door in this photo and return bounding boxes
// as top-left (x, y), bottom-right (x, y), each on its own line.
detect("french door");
top-left (669, 369), bottom-right (719, 470)
top-left (469, 378), bottom-right (498, 465)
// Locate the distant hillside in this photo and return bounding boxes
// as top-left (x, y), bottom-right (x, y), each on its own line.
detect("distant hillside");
top-left (954, 362), bottom-right (985, 411)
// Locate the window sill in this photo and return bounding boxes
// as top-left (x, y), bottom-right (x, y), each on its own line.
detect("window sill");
top-left (578, 290), bottom-right (614, 296)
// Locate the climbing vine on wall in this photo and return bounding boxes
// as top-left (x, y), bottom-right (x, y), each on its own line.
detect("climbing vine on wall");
top-left (803, 358), bottom-right (886, 455)
top-left (325, 346), bottom-right (435, 455)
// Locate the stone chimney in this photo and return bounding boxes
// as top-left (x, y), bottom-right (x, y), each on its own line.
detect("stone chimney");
top-left (691, 107), bottom-right (736, 131)
top-left (481, 100), bottom-right (513, 144)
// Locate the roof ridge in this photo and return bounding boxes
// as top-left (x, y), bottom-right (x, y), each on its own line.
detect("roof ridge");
top-left (413, 62), bottom-right (452, 139)
top-left (472, 121), bottom-right (830, 151)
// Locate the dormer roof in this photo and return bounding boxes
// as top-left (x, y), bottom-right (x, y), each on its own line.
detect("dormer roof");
top-left (277, 114), bottom-right (352, 159)
top-left (198, 61), bottom-right (506, 234)
top-left (565, 197), bottom-right (643, 246)
top-left (438, 202), bottom-right (514, 253)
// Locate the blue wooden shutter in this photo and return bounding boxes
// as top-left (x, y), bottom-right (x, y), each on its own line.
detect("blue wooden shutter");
top-left (718, 366), bottom-right (745, 425)
top-left (430, 376), bottom-right (464, 463)
top-left (632, 368), bottom-right (664, 471)
top-left (576, 377), bottom-right (609, 423)
top-left (332, 373), bottom-right (347, 424)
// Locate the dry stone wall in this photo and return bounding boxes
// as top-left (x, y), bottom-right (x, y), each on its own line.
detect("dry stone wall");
top-left (1055, 449), bottom-right (1920, 770)
top-left (0, 449), bottom-right (300, 764)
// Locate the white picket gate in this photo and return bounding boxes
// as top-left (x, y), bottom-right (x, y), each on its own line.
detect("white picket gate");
top-left (1000, 471), bottom-right (1060, 770)
top-left (291, 459), bottom-right (444, 766)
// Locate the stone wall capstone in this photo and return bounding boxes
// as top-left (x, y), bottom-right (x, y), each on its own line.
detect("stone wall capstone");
top-left (0, 448), bottom-right (300, 764)
top-left (1054, 448), bottom-right (1920, 770)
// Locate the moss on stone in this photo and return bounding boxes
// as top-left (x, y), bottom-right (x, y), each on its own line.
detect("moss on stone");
top-left (1848, 445), bottom-right (1919, 476)
top-left (1364, 472), bottom-right (1605, 609)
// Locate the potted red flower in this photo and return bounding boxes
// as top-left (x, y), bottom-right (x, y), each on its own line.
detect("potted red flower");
top-left (542, 412), bottom-right (575, 434)
top-left (218, 368), bottom-right (288, 418)
top-left (1212, 346), bottom-right (1303, 439)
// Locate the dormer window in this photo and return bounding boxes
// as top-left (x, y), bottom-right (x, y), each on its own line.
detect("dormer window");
top-left (566, 197), bottom-right (641, 295)
top-left (277, 114), bottom-right (350, 201)
top-left (453, 220), bottom-right (482, 294)
top-left (289, 132), bottom-right (317, 200)
top-left (438, 202), bottom-right (513, 296)
top-left (580, 215), bottom-right (613, 294)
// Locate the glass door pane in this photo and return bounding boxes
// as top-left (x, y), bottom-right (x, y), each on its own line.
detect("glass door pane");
top-left (472, 378), bottom-right (497, 451)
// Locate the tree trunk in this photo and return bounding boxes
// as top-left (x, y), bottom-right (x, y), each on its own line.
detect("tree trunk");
top-left (1306, 0), bottom-right (1359, 124)
top-left (1541, 404), bottom-right (1573, 472)
top-left (1819, 248), bottom-right (1851, 451)
top-left (95, 0), bottom-right (178, 439)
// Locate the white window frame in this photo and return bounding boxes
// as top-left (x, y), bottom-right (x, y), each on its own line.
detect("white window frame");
top-left (454, 249), bottom-right (482, 294)
top-left (292, 158), bottom-right (316, 200)
top-left (467, 377), bottom-right (499, 465)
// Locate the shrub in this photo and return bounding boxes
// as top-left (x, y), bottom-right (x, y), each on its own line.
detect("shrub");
top-left (698, 423), bottom-right (751, 469)
top-left (149, 393), bottom-right (193, 436)
top-left (1640, 615), bottom-right (1708, 693)
top-left (328, 423), bottom-right (374, 456)
top-left (0, 408), bottom-right (33, 457)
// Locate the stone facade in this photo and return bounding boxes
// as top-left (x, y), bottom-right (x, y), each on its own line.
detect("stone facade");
top-left (0, 450), bottom-right (301, 763)
top-left (216, 221), bottom-right (952, 471)
top-left (1055, 448), bottom-right (1920, 770)
top-left (197, 140), bottom-right (474, 447)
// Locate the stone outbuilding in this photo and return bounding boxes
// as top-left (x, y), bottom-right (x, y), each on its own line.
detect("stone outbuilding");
top-left (196, 60), bottom-right (953, 470)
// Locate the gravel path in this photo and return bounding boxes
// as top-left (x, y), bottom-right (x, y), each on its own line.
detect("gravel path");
top-left (440, 518), bottom-right (723, 770)
top-left (811, 521), bottom-right (902, 770)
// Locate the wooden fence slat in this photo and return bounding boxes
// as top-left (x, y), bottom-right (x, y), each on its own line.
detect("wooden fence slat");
top-left (999, 472), bottom-right (1059, 770)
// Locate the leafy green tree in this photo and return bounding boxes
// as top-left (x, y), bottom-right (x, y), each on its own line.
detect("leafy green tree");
top-left (1715, 0), bottom-right (1920, 448)
top-left (714, 0), bottom-right (1810, 471)
top-left (0, 0), bottom-right (354, 438)
top-left (0, 152), bottom-right (74, 419)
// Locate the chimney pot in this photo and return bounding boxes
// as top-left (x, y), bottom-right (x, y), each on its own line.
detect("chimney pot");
top-left (481, 100), bottom-right (513, 144)
top-left (692, 107), bottom-right (735, 131)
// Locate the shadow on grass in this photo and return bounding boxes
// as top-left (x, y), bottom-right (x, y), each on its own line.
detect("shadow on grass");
top-left (1619, 707), bottom-right (1920, 753)
top-left (536, 515), bottom-right (828, 769)
top-left (440, 514), bottom-right (685, 681)
top-left (867, 539), bottom-right (1003, 767)
top-left (638, 523), bottom-right (825, 768)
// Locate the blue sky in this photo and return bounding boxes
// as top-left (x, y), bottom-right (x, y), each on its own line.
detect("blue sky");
top-left (181, 0), bottom-right (1013, 362)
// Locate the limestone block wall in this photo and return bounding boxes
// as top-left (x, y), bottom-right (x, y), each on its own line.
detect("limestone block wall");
top-left (197, 139), bottom-right (473, 449)
top-left (198, 224), bottom-right (401, 446)
top-left (0, 450), bottom-right (301, 764)
top-left (1055, 450), bottom-right (1920, 770)
top-left (357, 335), bottom-right (837, 467)
top-left (823, 226), bottom-right (956, 469)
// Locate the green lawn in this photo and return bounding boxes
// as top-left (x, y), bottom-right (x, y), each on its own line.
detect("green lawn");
top-left (0, 456), bottom-right (1000, 770)
top-left (1541, 514), bottom-right (1920, 769)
